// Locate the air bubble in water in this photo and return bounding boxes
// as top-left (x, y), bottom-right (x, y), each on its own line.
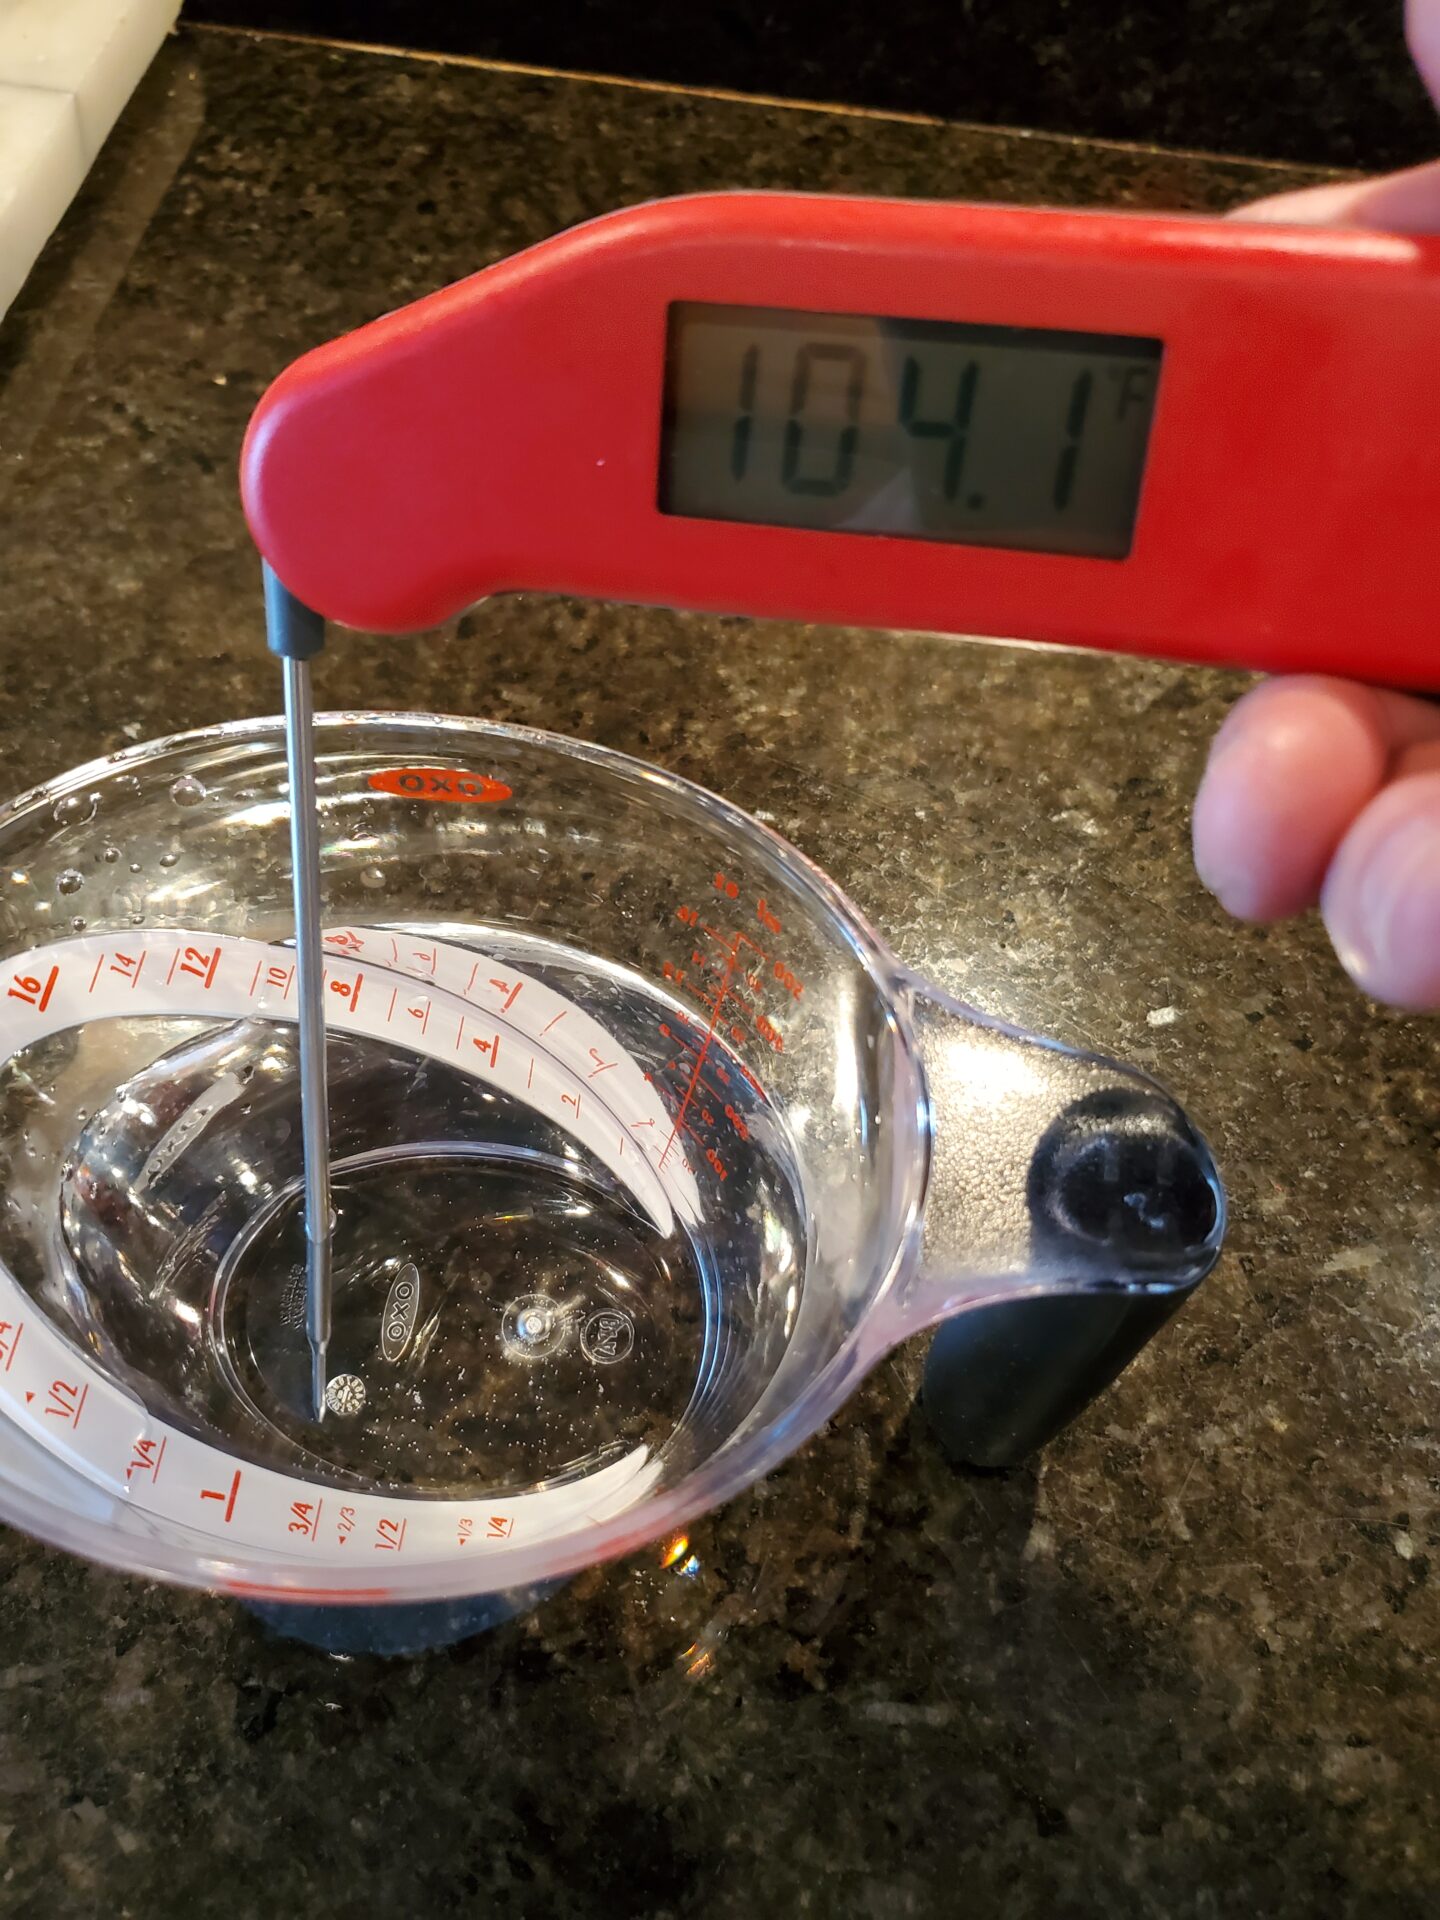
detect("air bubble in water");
top-left (70, 917), bottom-right (86, 932)
top-left (56, 869), bottom-right (83, 895)
top-left (101, 845), bottom-right (121, 864)
top-left (53, 793), bottom-right (98, 827)
top-left (169, 775), bottom-right (206, 808)
top-left (129, 862), bottom-right (141, 874)
top-left (360, 866), bottom-right (386, 890)
top-left (158, 852), bottom-right (179, 868)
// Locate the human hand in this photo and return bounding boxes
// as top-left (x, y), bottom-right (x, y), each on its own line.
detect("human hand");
top-left (1192, 0), bottom-right (1440, 1010)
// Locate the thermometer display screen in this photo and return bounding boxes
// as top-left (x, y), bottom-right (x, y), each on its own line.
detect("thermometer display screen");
top-left (661, 303), bottom-right (1163, 559)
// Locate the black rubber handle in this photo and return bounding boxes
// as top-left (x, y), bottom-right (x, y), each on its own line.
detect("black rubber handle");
top-left (922, 1084), bottom-right (1223, 1468)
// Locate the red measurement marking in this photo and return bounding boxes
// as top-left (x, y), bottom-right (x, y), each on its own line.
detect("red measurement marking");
top-left (561, 1091), bottom-right (580, 1117)
top-left (472, 1031), bottom-right (500, 1067)
top-left (409, 946), bottom-right (437, 977)
top-left (662, 1037), bottom-right (731, 1108)
top-left (126, 1435), bottom-right (166, 1484)
top-left (541, 1009), bottom-right (567, 1037)
top-left (387, 987), bottom-right (398, 1021)
top-left (670, 1120), bottom-right (717, 1181)
top-left (200, 1469), bottom-right (242, 1523)
top-left (454, 1014), bottom-right (466, 1051)
top-left (337, 1505), bottom-right (357, 1545)
top-left (756, 897), bottom-right (782, 936)
top-left (249, 960), bottom-right (261, 995)
top-left (487, 1515), bottom-right (513, 1540)
top-left (661, 935), bottom-right (738, 1171)
top-left (464, 959), bottom-right (480, 995)
top-left (458, 1517), bottom-right (474, 1547)
top-left (255, 961), bottom-right (295, 999)
top-left (587, 1048), bottom-right (617, 1079)
top-left (44, 1379), bottom-right (88, 1428)
top-left (288, 1498), bottom-right (325, 1541)
top-left (88, 955), bottom-right (103, 993)
top-left (676, 904), bottom-right (699, 927)
top-left (631, 1117), bottom-right (656, 1130)
top-left (326, 929), bottom-right (363, 953)
top-left (8, 965), bottom-right (58, 1013)
top-left (367, 766), bottom-right (511, 805)
top-left (490, 977), bottom-right (521, 1011)
top-left (712, 870), bottom-right (739, 900)
top-left (406, 996), bottom-right (431, 1034)
top-left (169, 944), bottom-right (220, 989)
top-left (527, 1057), bottom-right (535, 1090)
top-left (327, 972), bottom-right (363, 1012)
top-left (374, 1516), bottom-right (407, 1552)
top-left (772, 959), bottom-right (805, 1000)
top-left (0, 1321), bottom-right (22, 1371)
top-left (755, 1012), bottom-right (785, 1053)
top-left (700, 1070), bottom-right (731, 1108)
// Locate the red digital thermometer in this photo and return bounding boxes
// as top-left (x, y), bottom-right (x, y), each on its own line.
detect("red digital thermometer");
top-left (243, 191), bottom-right (1440, 691)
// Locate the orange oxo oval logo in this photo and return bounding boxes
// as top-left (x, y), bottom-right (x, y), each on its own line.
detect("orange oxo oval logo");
top-left (367, 766), bottom-right (512, 804)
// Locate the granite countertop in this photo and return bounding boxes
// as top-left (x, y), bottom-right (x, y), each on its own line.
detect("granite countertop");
top-left (0, 26), bottom-right (1436, 1919)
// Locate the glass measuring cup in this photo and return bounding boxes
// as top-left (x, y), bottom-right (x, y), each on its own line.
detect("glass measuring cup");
top-left (0, 712), bottom-right (1222, 1605)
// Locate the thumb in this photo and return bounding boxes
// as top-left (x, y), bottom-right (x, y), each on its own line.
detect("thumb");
top-left (1229, 161), bottom-right (1440, 233)
top-left (1407, 0), bottom-right (1440, 105)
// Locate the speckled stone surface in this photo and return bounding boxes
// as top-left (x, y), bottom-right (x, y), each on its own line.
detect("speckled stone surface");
top-left (184, 0), bottom-right (1436, 171)
top-left (0, 28), bottom-right (1436, 1919)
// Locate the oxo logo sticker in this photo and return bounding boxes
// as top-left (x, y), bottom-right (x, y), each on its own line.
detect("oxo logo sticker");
top-left (367, 766), bottom-right (512, 804)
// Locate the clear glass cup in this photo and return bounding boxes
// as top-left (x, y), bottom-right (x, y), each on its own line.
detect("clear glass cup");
top-left (0, 714), bottom-right (1222, 1603)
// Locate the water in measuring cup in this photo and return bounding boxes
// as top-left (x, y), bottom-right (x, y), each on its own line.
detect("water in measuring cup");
top-left (0, 929), bottom-right (807, 1502)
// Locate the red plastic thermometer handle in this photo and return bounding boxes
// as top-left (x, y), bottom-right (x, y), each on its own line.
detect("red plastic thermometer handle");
top-left (242, 192), bottom-right (1440, 691)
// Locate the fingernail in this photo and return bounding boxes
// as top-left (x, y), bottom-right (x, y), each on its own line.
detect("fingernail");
top-left (1192, 720), bottom-right (1270, 917)
top-left (1325, 813), bottom-right (1440, 1007)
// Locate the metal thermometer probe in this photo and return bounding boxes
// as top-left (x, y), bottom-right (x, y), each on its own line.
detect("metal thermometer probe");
top-left (263, 563), bottom-right (332, 1420)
